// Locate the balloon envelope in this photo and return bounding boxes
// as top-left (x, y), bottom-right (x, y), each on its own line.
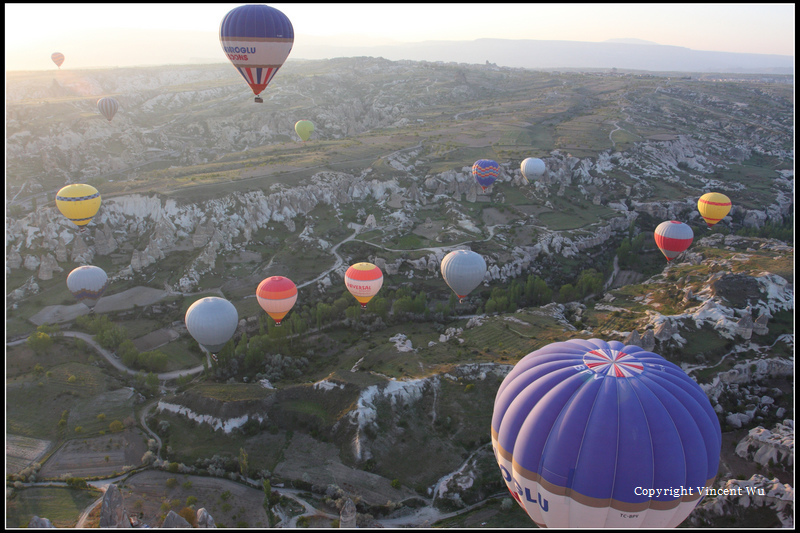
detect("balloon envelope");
top-left (492, 338), bottom-right (721, 528)
top-left (654, 220), bottom-right (694, 261)
top-left (185, 297), bottom-right (238, 353)
top-left (55, 184), bottom-right (101, 228)
top-left (440, 250), bottom-right (486, 303)
top-left (219, 4), bottom-right (294, 98)
top-left (472, 159), bottom-right (500, 191)
top-left (67, 265), bottom-right (108, 309)
top-left (520, 157), bottom-right (546, 182)
top-left (96, 97), bottom-right (119, 122)
top-left (256, 276), bottom-right (298, 325)
top-left (697, 192), bottom-right (731, 228)
top-left (295, 120), bottom-right (314, 141)
top-left (51, 52), bottom-right (65, 68)
top-left (344, 262), bottom-right (383, 309)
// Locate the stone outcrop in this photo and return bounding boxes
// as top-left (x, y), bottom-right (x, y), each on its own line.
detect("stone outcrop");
top-left (735, 420), bottom-right (794, 468)
top-left (753, 312), bottom-right (769, 335)
top-left (736, 313), bottom-right (754, 340)
top-left (99, 484), bottom-right (132, 528)
top-left (162, 510), bottom-right (191, 528)
top-left (37, 253), bottom-right (62, 281)
top-left (94, 225), bottom-right (118, 255)
top-left (196, 508), bottom-right (216, 528)
top-left (339, 497), bottom-right (357, 528)
top-left (694, 474), bottom-right (794, 528)
top-left (27, 516), bottom-right (56, 528)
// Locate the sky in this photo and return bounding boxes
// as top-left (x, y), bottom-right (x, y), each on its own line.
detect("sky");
top-left (5, 3), bottom-right (795, 71)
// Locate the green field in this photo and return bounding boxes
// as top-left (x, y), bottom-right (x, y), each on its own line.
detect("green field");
top-left (6, 487), bottom-right (103, 528)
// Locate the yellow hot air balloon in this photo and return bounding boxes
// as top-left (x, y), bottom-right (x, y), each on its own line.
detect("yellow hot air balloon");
top-left (697, 192), bottom-right (731, 228)
top-left (55, 184), bottom-right (101, 229)
top-left (295, 120), bottom-right (314, 142)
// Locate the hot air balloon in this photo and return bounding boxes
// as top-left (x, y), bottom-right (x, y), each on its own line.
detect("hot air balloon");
top-left (96, 97), bottom-right (119, 122)
top-left (654, 220), bottom-right (694, 262)
top-left (473, 159), bottom-right (500, 192)
top-left (491, 338), bottom-right (721, 528)
top-left (51, 52), bottom-right (65, 69)
top-left (185, 297), bottom-right (238, 354)
top-left (256, 276), bottom-right (297, 326)
top-left (344, 262), bottom-right (383, 309)
top-left (440, 250), bottom-right (486, 303)
top-left (67, 265), bottom-right (108, 310)
top-left (520, 157), bottom-right (545, 182)
top-left (295, 120), bottom-right (314, 142)
top-left (219, 4), bottom-right (294, 103)
top-left (55, 184), bottom-right (101, 229)
top-left (697, 192), bottom-right (731, 228)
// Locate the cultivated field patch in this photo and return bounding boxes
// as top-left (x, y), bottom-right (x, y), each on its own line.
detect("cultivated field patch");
top-left (38, 428), bottom-right (149, 479)
top-left (6, 434), bottom-right (53, 474)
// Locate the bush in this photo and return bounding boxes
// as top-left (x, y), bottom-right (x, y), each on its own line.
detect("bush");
top-left (178, 507), bottom-right (198, 527)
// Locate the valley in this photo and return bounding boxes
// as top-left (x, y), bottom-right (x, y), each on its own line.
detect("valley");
top-left (5, 57), bottom-right (794, 528)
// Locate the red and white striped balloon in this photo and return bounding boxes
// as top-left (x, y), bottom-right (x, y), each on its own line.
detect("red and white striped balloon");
top-left (654, 220), bottom-right (694, 261)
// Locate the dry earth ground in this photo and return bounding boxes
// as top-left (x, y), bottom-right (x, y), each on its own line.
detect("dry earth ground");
top-left (132, 328), bottom-right (180, 352)
top-left (38, 428), bottom-right (149, 479)
top-left (117, 470), bottom-right (270, 528)
top-left (29, 286), bottom-right (167, 325)
top-left (273, 432), bottom-right (418, 507)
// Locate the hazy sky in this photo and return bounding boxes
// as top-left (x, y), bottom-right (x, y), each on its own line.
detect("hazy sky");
top-left (5, 3), bottom-right (795, 71)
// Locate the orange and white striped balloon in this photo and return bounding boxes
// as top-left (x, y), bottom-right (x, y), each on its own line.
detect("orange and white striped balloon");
top-left (256, 276), bottom-right (297, 325)
top-left (344, 262), bottom-right (383, 309)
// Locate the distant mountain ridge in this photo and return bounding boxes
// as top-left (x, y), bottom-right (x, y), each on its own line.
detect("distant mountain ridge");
top-left (292, 36), bottom-right (794, 74)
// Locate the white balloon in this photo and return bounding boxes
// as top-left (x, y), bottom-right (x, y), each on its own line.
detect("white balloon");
top-left (67, 265), bottom-right (108, 309)
top-left (185, 297), bottom-right (238, 353)
top-left (441, 250), bottom-right (487, 303)
top-left (521, 157), bottom-right (546, 181)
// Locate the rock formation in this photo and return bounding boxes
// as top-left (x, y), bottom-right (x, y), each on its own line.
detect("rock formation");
top-left (339, 497), bottom-right (357, 528)
top-left (162, 510), bottom-right (191, 528)
top-left (27, 516), bottom-right (56, 528)
top-left (99, 484), bottom-right (132, 528)
top-left (196, 508), bottom-right (216, 528)
top-left (735, 420), bottom-right (794, 468)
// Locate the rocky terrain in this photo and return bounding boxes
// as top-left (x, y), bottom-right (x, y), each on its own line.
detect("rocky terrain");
top-left (5, 58), bottom-right (793, 528)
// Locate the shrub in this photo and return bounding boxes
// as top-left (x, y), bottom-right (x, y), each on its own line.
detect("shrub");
top-left (178, 508), bottom-right (198, 527)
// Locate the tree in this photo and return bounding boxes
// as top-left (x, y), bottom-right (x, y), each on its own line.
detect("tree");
top-left (118, 339), bottom-right (139, 367)
top-left (27, 331), bottom-right (53, 354)
top-left (235, 332), bottom-right (249, 357)
top-left (239, 447), bottom-right (249, 479)
top-left (97, 324), bottom-right (127, 351)
top-left (145, 372), bottom-right (160, 394)
top-left (109, 420), bottom-right (124, 433)
top-left (178, 507), bottom-right (198, 527)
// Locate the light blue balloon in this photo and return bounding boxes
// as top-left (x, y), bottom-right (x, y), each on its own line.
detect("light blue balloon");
top-left (185, 297), bottom-right (238, 353)
top-left (440, 249), bottom-right (487, 303)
